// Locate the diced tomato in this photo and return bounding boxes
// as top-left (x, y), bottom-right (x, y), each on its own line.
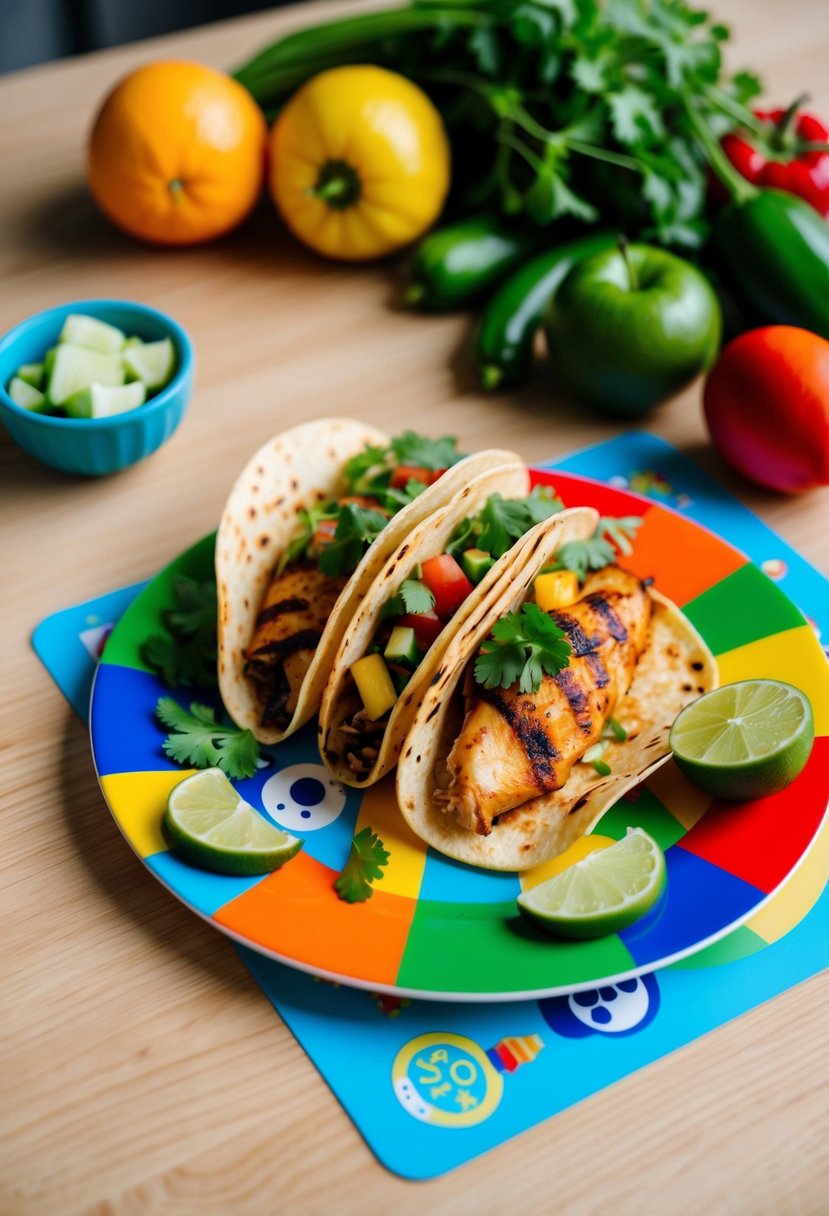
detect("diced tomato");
top-left (399, 610), bottom-right (444, 649)
top-left (390, 465), bottom-right (432, 489)
top-left (429, 467), bottom-right (447, 484)
top-left (339, 495), bottom-right (387, 513)
top-left (421, 554), bottom-right (474, 619)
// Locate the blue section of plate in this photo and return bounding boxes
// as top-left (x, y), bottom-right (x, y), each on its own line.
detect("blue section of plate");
top-left (33, 433), bottom-right (829, 1180)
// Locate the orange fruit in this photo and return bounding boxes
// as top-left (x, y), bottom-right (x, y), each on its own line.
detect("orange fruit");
top-left (88, 60), bottom-right (267, 246)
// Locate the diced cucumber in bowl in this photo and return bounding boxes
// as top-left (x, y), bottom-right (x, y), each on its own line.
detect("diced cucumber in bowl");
top-left (47, 344), bottom-right (125, 405)
top-left (65, 381), bottom-right (146, 419)
top-left (123, 337), bottom-right (175, 390)
top-left (17, 363), bottom-right (44, 389)
top-left (60, 313), bottom-right (126, 354)
top-left (8, 377), bottom-right (47, 412)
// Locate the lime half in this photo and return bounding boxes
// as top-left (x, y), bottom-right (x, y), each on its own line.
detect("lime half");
top-left (163, 768), bottom-right (302, 877)
top-left (670, 679), bottom-right (814, 801)
top-left (517, 828), bottom-right (666, 939)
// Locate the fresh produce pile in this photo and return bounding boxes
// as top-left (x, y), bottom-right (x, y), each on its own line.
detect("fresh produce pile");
top-left (74, 0), bottom-right (829, 491)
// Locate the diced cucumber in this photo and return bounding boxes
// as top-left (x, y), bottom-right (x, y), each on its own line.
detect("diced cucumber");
top-left (461, 548), bottom-right (495, 585)
top-left (17, 362), bottom-right (44, 389)
top-left (60, 313), bottom-right (126, 354)
top-left (124, 336), bottom-right (143, 349)
top-left (351, 653), bottom-right (397, 721)
top-left (123, 337), bottom-right (175, 391)
top-left (384, 626), bottom-right (420, 668)
top-left (65, 380), bottom-right (146, 419)
top-left (47, 344), bottom-right (125, 405)
top-left (43, 347), bottom-right (57, 383)
top-left (8, 376), bottom-right (47, 412)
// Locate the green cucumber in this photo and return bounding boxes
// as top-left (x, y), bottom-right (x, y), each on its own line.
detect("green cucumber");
top-left (475, 232), bottom-right (617, 390)
top-left (123, 337), bottom-right (175, 391)
top-left (47, 344), bottom-right (125, 405)
top-left (384, 626), bottom-right (420, 667)
top-left (461, 548), bottom-right (495, 584)
top-left (405, 214), bottom-right (539, 313)
top-left (8, 376), bottom-right (47, 412)
top-left (60, 314), bottom-right (126, 354)
top-left (64, 381), bottom-right (146, 419)
top-left (17, 363), bottom-right (44, 389)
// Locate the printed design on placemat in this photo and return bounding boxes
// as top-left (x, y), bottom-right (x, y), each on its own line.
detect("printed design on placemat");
top-left (608, 469), bottom-right (693, 511)
top-left (87, 469), bottom-right (829, 999)
top-left (392, 1031), bottom-right (543, 1127)
top-left (540, 973), bottom-right (660, 1037)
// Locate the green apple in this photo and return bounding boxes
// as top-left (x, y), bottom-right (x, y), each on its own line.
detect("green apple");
top-left (545, 243), bottom-right (722, 417)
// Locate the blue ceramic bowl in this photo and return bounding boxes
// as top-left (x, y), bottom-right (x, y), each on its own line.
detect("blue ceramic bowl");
top-left (0, 299), bottom-right (194, 476)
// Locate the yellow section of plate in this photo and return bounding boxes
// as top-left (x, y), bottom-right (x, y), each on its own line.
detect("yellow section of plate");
top-left (716, 625), bottom-right (829, 735)
top-left (101, 769), bottom-right (197, 858)
top-left (746, 811), bottom-right (829, 944)
top-left (354, 775), bottom-right (427, 899)
top-left (520, 834), bottom-right (615, 890)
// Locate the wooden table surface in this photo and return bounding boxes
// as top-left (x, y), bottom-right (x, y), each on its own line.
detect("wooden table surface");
top-left (1, 2), bottom-right (828, 1212)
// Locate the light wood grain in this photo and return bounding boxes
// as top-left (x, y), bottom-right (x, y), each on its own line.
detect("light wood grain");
top-left (1, 2), bottom-right (828, 1213)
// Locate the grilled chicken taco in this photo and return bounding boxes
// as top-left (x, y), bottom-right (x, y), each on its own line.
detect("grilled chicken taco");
top-left (396, 508), bottom-right (718, 871)
top-left (217, 418), bottom-right (520, 744)
top-left (318, 471), bottom-right (599, 787)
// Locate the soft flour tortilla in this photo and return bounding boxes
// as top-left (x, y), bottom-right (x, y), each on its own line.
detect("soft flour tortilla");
top-left (318, 495), bottom-right (599, 788)
top-left (396, 523), bottom-right (719, 872)
top-left (216, 417), bottom-right (522, 743)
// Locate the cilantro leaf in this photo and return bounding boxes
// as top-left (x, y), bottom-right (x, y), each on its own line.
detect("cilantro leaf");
top-left (343, 444), bottom-right (389, 494)
top-left (454, 486), bottom-right (564, 561)
top-left (398, 579), bottom-right (435, 615)
top-left (382, 478), bottom-right (429, 511)
top-left (475, 602), bottom-right (571, 694)
top-left (317, 504), bottom-right (389, 577)
top-left (553, 514), bottom-right (643, 580)
top-left (333, 826), bottom-right (390, 903)
top-left (141, 576), bottom-right (218, 690)
top-left (390, 431), bottom-right (462, 470)
top-left (277, 501), bottom-right (340, 575)
top-left (156, 698), bottom-right (260, 780)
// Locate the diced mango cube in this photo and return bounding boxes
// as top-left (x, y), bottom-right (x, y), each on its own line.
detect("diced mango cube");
top-left (351, 653), bottom-right (398, 721)
top-left (534, 569), bottom-right (580, 611)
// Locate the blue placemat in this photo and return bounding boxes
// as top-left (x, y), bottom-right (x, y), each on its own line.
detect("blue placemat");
top-left (33, 432), bottom-right (829, 1179)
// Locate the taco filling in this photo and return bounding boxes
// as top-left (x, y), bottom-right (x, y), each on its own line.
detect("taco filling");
top-left (440, 564), bottom-right (651, 835)
top-left (339, 485), bottom-right (565, 776)
top-left (243, 432), bottom-right (464, 730)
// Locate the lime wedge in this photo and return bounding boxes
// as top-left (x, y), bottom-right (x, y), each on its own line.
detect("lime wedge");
top-left (163, 768), bottom-right (302, 876)
top-left (60, 313), bottom-right (126, 354)
top-left (123, 337), bottom-right (175, 391)
top-left (670, 679), bottom-right (814, 801)
top-left (65, 381), bottom-right (146, 419)
top-left (517, 828), bottom-right (666, 939)
top-left (8, 376), bottom-right (47, 412)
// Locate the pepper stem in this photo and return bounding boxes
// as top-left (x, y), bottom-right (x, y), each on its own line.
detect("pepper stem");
top-left (771, 93), bottom-right (811, 151)
top-left (617, 236), bottom-right (638, 292)
top-left (310, 160), bottom-right (361, 210)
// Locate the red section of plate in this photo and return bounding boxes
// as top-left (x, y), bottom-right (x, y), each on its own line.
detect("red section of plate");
top-left (677, 736), bottom-right (829, 894)
top-left (531, 468), bottom-right (655, 519)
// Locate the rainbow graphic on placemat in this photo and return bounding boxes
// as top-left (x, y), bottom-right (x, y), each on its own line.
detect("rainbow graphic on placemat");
top-left (90, 471), bottom-right (829, 1001)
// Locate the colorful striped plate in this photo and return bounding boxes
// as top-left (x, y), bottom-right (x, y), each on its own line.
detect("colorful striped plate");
top-left (90, 471), bottom-right (829, 1001)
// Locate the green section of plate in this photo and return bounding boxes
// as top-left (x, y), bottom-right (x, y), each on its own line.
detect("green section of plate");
top-left (396, 899), bottom-right (634, 992)
top-left (102, 533), bottom-right (216, 675)
top-left (682, 563), bottom-right (804, 656)
top-left (668, 923), bottom-right (767, 969)
top-left (594, 787), bottom-right (686, 852)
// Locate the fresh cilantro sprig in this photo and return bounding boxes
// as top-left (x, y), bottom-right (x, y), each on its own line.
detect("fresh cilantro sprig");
top-left (475, 602), bottom-right (571, 694)
top-left (333, 826), bottom-right (390, 903)
top-left (276, 501), bottom-right (340, 576)
top-left (142, 576), bottom-right (218, 690)
top-left (156, 698), bottom-right (260, 780)
top-left (317, 504), bottom-right (390, 577)
top-left (390, 431), bottom-right (461, 470)
top-left (447, 486), bottom-right (564, 561)
top-left (552, 516), bottom-right (642, 581)
top-left (398, 579), bottom-right (436, 615)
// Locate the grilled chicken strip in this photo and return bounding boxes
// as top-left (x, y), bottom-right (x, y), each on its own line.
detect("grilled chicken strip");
top-left (442, 566), bottom-right (652, 834)
top-left (244, 562), bottom-right (346, 728)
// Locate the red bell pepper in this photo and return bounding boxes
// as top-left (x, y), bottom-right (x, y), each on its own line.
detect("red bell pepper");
top-left (399, 610), bottom-right (444, 649)
top-left (420, 554), bottom-right (474, 619)
top-left (720, 98), bottom-right (829, 217)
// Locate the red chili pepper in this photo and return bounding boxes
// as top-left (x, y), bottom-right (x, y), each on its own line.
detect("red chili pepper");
top-left (719, 97), bottom-right (829, 217)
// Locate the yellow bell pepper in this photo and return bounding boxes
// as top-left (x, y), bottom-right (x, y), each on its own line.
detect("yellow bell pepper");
top-left (351, 653), bottom-right (398, 721)
top-left (269, 65), bottom-right (450, 261)
top-left (534, 569), bottom-right (580, 611)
